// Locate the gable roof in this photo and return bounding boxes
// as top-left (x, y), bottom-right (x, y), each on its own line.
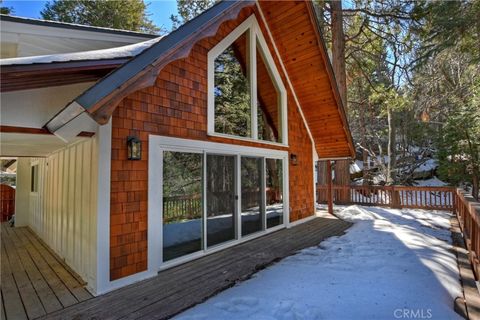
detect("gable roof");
top-left (45, 0), bottom-right (355, 159)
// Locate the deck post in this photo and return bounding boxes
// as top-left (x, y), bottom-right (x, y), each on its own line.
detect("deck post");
top-left (327, 160), bottom-right (333, 214)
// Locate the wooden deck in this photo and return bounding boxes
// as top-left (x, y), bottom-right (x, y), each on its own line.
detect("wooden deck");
top-left (1, 224), bottom-right (92, 320)
top-left (43, 215), bottom-right (351, 320)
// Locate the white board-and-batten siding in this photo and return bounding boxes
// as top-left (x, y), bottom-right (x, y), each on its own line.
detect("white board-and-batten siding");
top-left (28, 138), bottom-right (98, 289)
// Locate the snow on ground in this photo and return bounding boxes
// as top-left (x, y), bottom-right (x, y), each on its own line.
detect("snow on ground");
top-left (176, 206), bottom-right (462, 320)
top-left (414, 159), bottom-right (438, 173)
top-left (415, 177), bottom-right (448, 187)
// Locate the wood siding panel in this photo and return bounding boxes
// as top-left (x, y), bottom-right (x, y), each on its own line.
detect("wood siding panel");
top-left (259, 1), bottom-right (352, 158)
top-left (109, 7), bottom-right (315, 280)
top-left (28, 138), bottom-right (97, 287)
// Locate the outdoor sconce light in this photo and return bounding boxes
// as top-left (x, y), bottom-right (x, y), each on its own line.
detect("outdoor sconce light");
top-left (290, 153), bottom-right (298, 166)
top-left (127, 136), bottom-right (142, 160)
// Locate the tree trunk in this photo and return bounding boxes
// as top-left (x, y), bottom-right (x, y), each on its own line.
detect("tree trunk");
top-left (330, 0), bottom-right (347, 106)
top-left (472, 171), bottom-right (479, 201)
top-left (465, 129), bottom-right (479, 200)
top-left (386, 106), bottom-right (396, 185)
top-left (331, 0), bottom-right (350, 202)
top-left (360, 103), bottom-right (370, 184)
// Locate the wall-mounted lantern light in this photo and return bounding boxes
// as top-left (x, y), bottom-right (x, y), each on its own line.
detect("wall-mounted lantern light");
top-left (127, 136), bottom-right (142, 160)
top-left (290, 153), bottom-right (298, 166)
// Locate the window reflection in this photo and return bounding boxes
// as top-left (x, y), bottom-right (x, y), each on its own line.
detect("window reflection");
top-left (163, 151), bottom-right (203, 261)
top-left (241, 157), bottom-right (263, 236)
top-left (257, 46), bottom-right (281, 143)
top-left (214, 32), bottom-right (251, 137)
top-left (266, 158), bottom-right (283, 228)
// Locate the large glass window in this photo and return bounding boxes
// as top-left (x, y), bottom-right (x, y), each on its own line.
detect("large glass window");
top-left (209, 16), bottom-right (286, 145)
top-left (162, 151), bottom-right (203, 261)
top-left (31, 165), bottom-right (38, 192)
top-left (214, 32), bottom-right (250, 137)
top-left (241, 157), bottom-right (263, 236)
top-left (257, 46), bottom-right (280, 143)
top-left (266, 158), bottom-right (283, 228)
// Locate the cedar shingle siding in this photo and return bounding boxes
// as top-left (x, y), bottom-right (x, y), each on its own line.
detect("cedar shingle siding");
top-left (110, 8), bottom-right (314, 280)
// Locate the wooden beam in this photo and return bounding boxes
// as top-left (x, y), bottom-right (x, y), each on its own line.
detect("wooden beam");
top-left (326, 160), bottom-right (333, 214)
top-left (0, 126), bottom-right (51, 135)
top-left (0, 125), bottom-right (95, 138)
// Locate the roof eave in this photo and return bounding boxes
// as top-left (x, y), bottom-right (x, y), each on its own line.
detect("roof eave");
top-left (305, 1), bottom-right (356, 159)
top-left (0, 58), bottom-right (128, 92)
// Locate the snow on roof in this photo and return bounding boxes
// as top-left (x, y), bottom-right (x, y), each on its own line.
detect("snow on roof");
top-left (0, 36), bottom-right (163, 66)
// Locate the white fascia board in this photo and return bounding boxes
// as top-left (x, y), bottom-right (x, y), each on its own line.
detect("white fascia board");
top-left (46, 101), bottom-right (84, 133)
top-left (1, 20), bottom-right (152, 44)
top-left (53, 112), bottom-right (98, 143)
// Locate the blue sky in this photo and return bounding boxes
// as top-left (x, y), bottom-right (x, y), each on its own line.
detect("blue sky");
top-left (2, 0), bottom-right (178, 31)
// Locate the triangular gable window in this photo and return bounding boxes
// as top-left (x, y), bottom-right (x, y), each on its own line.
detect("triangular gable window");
top-left (208, 15), bottom-right (287, 145)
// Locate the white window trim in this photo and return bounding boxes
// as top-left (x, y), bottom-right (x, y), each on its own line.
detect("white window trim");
top-left (30, 161), bottom-right (40, 194)
top-left (207, 15), bottom-right (288, 146)
top-left (148, 135), bottom-right (289, 272)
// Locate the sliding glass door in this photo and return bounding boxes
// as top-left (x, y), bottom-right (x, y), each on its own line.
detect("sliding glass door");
top-left (158, 139), bottom-right (287, 264)
top-left (266, 158), bottom-right (283, 228)
top-left (241, 157), bottom-right (264, 236)
top-left (206, 154), bottom-right (236, 248)
top-left (162, 151), bottom-right (203, 261)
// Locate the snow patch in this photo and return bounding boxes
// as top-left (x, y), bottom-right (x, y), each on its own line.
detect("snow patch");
top-left (176, 205), bottom-right (462, 320)
top-left (414, 176), bottom-right (448, 187)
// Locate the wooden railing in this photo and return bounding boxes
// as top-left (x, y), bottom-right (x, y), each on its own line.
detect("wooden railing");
top-left (317, 184), bottom-right (455, 211)
top-left (0, 184), bottom-right (15, 222)
top-left (454, 189), bottom-right (480, 278)
top-left (163, 189), bottom-right (282, 223)
top-left (317, 183), bottom-right (480, 279)
top-left (163, 194), bottom-right (202, 223)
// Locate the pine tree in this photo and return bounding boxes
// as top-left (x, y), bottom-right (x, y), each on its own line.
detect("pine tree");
top-left (41, 0), bottom-right (161, 34)
top-left (170, 0), bottom-right (215, 30)
top-left (0, 0), bottom-right (13, 14)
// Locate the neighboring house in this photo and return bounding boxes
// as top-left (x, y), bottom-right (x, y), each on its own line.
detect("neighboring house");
top-left (0, 1), bottom-right (354, 296)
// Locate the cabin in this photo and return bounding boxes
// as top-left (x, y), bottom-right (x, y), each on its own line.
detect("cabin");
top-left (0, 0), bottom-right (354, 297)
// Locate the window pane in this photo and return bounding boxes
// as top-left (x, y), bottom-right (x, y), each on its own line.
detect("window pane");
top-left (257, 45), bottom-right (281, 143)
top-left (206, 154), bottom-right (236, 247)
top-left (31, 165), bottom-right (38, 192)
top-left (266, 158), bottom-right (283, 228)
top-left (163, 151), bottom-right (203, 261)
top-left (214, 32), bottom-right (251, 137)
top-left (241, 157), bottom-right (263, 236)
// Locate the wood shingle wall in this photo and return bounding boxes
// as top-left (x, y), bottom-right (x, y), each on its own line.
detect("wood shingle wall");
top-left (110, 7), bottom-right (314, 280)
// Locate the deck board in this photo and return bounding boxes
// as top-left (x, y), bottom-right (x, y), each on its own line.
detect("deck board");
top-left (2, 225), bottom-right (46, 319)
top-left (43, 216), bottom-right (352, 320)
top-left (19, 228), bottom-right (92, 302)
top-left (15, 228), bottom-right (79, 308)
top-left (0, 224), bottom-right (92, 320)
top-left (1, 240), bottom-right (28, 320)
top-left (9, 227), bottom-right (63, 314)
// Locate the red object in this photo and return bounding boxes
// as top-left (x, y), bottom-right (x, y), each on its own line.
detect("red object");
top-left (0, 184), bottom-right (15, 222)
